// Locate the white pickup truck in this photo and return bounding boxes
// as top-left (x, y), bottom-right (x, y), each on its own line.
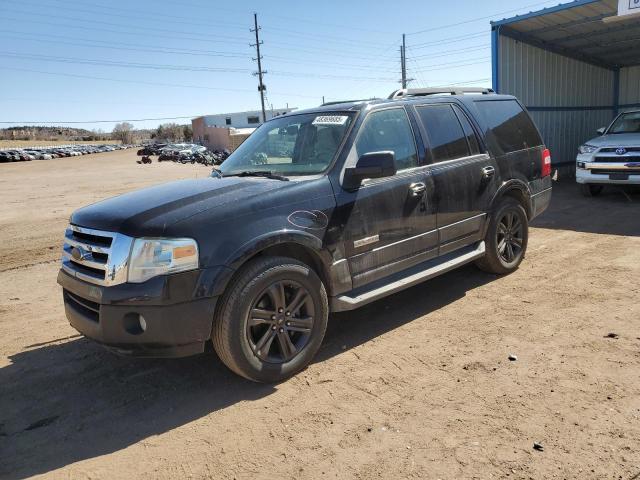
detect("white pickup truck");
top-left (576, 110), bottom-right (640, 196)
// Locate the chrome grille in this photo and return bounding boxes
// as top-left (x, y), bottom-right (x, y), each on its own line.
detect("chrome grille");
top-left (61, 225), bottom-right (134, 286)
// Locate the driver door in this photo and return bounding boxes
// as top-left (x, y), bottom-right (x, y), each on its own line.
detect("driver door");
top-left (334, 107), bottom-right (438, 289)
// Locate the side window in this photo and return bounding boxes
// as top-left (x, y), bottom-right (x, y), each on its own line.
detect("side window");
top-left (416, 104), bottom-right (470, 163)
top-left (355, 108), bottom-right (418, 171)
top-left (453, 105), bottom-right (481, 155)
top-left (474, 100), bottom-right (542, 154)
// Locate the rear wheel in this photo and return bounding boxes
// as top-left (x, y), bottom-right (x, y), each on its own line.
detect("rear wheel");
top-left (212, 256), bottom-right (328, 383)
top-left (580, 184), bottom-right (603, 197)
top-left (476, 198), bottom-right (528, 275)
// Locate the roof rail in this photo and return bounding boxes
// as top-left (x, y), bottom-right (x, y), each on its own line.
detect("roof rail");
top-left (320, 98), bottom-right (379, 106)
top-left (388, 87), bottom-right (495, 100)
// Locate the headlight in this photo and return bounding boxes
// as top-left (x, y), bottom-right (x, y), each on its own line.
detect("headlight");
top-left (128, 238), bottom-right (199, 283)
top-left (579, 144), bottom-right (598, 154)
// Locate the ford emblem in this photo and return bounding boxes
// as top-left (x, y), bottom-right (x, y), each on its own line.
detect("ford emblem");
top-left (616, 147), bottom-right (627, 155)
top-left (71, 246), bottom-right (90, 261)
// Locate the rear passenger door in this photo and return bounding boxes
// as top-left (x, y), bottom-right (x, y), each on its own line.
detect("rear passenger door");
top-left (413, 103), bottom-right (499, 255)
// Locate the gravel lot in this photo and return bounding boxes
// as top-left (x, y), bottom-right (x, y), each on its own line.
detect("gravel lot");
top-left (1, 151), bottom-right (639, 480)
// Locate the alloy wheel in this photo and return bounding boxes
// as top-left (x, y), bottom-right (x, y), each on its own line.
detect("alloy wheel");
top-left (497, 211), bottom-right (524, 264)
top-left (246, 280), bottom-right (314, 364)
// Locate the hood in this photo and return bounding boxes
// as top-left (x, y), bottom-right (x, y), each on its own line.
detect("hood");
top-left (70, 177), bottom-right (295, 236)
top-left (585, 133), bottom-right (640, 147)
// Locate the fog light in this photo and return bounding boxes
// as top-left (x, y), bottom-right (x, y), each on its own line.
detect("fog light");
top-left (577, 162), bottom-right (586, 169)
top-left (123, 313), bottom-right (146, 335)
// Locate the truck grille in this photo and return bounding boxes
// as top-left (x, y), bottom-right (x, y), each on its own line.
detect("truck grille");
top-left (61, 225), bottom-right (134, 286)
top-left (599, 147), bottom-right (640, 153)
top-left (593, 155), bottom-right (640, 163)
top-left (591, 169), bottom-right (640, 175)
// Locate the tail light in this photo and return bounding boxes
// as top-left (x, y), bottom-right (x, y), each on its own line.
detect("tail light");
top-left (541, 148), bottom-right (551, 177)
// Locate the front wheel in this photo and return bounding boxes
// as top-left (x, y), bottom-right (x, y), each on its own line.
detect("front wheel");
top-left (580, 184), bottom-right (603, 197)
top-left (475, 198), bottom-right (529, 275)
top-left (212, 256), bottom-right (328, 383)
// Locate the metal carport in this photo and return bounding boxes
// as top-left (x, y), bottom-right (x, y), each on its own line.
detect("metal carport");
top-left (491, 0), bottom-right (640, 170)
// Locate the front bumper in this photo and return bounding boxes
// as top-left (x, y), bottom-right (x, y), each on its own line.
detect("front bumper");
top-left (576, 152), bottom-right (640, 185)
top-left (57, 268), bottom-right (224, 357)
top-left (576, 166), bottom-right (640, 185)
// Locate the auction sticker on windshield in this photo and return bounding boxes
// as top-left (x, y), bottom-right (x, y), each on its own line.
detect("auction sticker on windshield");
top-left (312, 115), bottom-right (349, 126)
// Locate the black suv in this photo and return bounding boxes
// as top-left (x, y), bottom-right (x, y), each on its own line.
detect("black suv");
top-left (58, 88), bottom-right (552, 382)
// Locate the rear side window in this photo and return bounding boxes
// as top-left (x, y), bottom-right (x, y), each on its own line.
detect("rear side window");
top-left (453, 105), bottom-right (481, 156)
top-left (416, 104), bottom-right (470, 163)
top-left (475, 100), bottom-right (542, 154)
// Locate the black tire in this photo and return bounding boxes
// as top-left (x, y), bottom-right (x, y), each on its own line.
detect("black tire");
top-left (212, 256), bottom-right (329, 383)
top-left (580, 184), bottom-right (603, 197)
top-left (475, 198), bottom-right (529, 275)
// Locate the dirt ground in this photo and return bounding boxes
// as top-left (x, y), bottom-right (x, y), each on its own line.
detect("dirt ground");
top-left (1, 151), bottom-right (639, 480)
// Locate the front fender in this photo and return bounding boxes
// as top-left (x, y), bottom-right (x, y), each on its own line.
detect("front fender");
top-left (204, 230), bottom-right (332, 299)
top-left (226, 229), bottom-right (325, 270)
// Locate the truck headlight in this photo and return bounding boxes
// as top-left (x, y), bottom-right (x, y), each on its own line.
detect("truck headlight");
top-left (128, 238), bottom-right (199, 283)
top-left (578, 144), bottom-right (598, 154)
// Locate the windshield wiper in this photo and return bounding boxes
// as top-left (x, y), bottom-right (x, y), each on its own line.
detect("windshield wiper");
top-left (223, 170), bottom-right (289, 181)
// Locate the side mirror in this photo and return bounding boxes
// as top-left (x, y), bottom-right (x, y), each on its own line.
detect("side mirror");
top-left (343, 151), bottom-right (396, 190)
top-left (596, 127), bottom-right (606, 135)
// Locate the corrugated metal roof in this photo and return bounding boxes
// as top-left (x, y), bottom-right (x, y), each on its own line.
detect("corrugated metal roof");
top-left (492, 0), bottom-right (640, 69)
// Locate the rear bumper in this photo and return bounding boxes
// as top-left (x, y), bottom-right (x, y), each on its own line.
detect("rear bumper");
top-left (57, 268), bottom-right (221, 357)
top-left (530, 186), bottom-right (552, 219)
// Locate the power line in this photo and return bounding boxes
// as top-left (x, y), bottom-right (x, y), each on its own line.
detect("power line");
top-left (0, 67), bottom-right (320, 99)
top-left (12, 0), bottom-right (396, 49)
top-left (0, 15), bottom-right (249, 46)
top-left (0, 33), bottom-right (248, 59)
top-left (0, 9), bottom-right (251, 44)
top-left (408, 32), bottom-right (488, 50)
top-left (0, 116), bottom-right (202, 124)
top-left (0, 51), bottom-right (400, 82)
top-left (410, 59), bottom-right (491, 74)
top-left (406, 0), bottom-right (561, 35)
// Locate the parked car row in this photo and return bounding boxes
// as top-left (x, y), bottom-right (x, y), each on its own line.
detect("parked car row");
top-left (0, 144), bottom-right (137, 163)
top-left (137, 143), bottom-right (230, 166)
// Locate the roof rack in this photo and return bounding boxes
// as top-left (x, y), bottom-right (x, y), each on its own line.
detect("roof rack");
top-left (388, 87), bottom-right (495, 100)
top-left (320, 98), bottom-right (379, 106)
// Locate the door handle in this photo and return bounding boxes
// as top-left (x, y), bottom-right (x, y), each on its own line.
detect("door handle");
top-left (409, 182), bottom-right (426, 197)
top-left (481, 166), bottom-right (496, 179)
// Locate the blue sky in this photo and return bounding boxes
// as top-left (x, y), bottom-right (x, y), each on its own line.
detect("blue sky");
top-left (0, 0), bottom-right (564, 131)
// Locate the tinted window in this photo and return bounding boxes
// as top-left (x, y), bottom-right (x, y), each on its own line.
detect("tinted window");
top-left (475, 100), bottom-right (542, 154)
top-left (453, 105), bottom-right (481, 155)
top-left (356, 108), bottom-right (418, 170)
top-left (417, 104), bottom-right (469, 162)
top-left (220, 112), bottom-right (353, 176)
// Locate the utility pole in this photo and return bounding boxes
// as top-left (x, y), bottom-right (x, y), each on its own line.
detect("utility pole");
top-left (401, 33), bottom-right (407, 89)
top-left (250, 13), bottom-right (267, 123)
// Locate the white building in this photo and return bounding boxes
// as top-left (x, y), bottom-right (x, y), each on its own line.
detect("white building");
top-left (192, 108), bottom-right (297, 150)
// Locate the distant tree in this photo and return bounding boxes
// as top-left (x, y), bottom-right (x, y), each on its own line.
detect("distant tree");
top-left (155, 123), bottom-right (185, 142)
top-left (112, 122), bottom-right (134, 144)
top-left (183, 124), bottom-right (193, 141)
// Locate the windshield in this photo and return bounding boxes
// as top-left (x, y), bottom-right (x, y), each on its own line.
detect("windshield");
top-left (219, 112), bottom-right (354, 176)
top-left (609, 112), bottom-right (640, 134)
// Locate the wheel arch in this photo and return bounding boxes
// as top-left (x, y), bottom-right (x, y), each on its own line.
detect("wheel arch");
top-left (491, 180), bottom-right (533, 219)
top-left (213, 231), bottom-right (334, 299)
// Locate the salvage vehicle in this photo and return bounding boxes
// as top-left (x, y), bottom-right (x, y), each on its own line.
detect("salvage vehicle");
top-left (58, 87), bottom-right (552, 382)
top-left (576, 110), bottom-right (640, 196)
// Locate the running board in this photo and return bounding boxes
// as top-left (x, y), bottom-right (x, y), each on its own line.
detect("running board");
top-left (331, 241), bottom-right (485, 312)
